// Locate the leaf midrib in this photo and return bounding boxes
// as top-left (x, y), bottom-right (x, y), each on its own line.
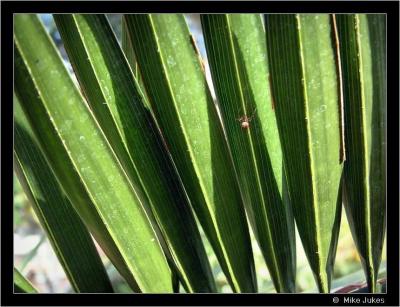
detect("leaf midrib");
top-left (71, 15), bottom-right (184, 290)
top-left (71, 15), bottom-right (158, 238)
top-left (15, 34), bottom-right (151, 291)
top-left (354, 14), bottom-right (373, 271)
top-left (147, 15), bottom-right (241, 291)
top-left (225, 14), bottom-right (284, 289)
top-left (14, 154), bottom-right (81, 291)
top-left (296, 15), bottom-right (326, 287)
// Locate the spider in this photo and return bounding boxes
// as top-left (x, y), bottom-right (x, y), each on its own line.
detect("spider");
top-left (237, 108), bottom-right (257, 130)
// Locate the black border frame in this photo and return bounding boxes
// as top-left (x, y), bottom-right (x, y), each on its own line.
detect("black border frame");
top-left (2, 1), bottom-right (399, 306)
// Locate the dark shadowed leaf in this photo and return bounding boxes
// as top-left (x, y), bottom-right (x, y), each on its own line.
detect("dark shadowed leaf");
top-left (265, 14), bottom-right (343, 293)
top-left (124, 14), bottom-right (257, 292)
top-left (335, 14), bottom-right (386, 293)
top-left (14, 96), bottom-right (114, 293)
top-left (201, 14), bottom-right (296, 293)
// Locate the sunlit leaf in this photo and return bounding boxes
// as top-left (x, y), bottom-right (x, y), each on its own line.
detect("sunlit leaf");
top-left (14, 96), bottom-right (114, 293)
top-left (54, 14), bottom-right (216, 293)
top-left (124, 14), bottom-right (257, 292)
top-left (265, 14), bottom-right (343, 292)
top-left (201, 14), bottom-right (296, 293)
top-left (14, 267), bottom-right (38, 293)
top-left (14, 14), bottom-right (172, 293)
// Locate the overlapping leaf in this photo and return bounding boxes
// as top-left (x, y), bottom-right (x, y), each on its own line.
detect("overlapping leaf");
top-left (201, 14), bottom-right (296, 293)
top-left (14, 96), bottom-right (113, 293)
top-left (264, 14), bottom-right (343, 292)
top-left (13, 13), bottom-right (387, 294)
top-left (335, 14), bottom-right (386, 293)
top-left (53, 14), bottom-right (215, 293)
top-left (14, 14), bottom-right (172, 293)
top-left (124, 14), bottom-right (257, 292)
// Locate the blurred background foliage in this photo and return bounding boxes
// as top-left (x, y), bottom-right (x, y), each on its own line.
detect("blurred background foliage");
top-left (13, 13), bottom-right (386, 293)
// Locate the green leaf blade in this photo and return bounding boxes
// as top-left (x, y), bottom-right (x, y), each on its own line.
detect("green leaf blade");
top-left (14, 14), bottom-right (172, 293)
top-left (124, 14), bottom-right (257, 293)
top-left (201, 14), bottom-right (296, 293)
top-left (14, 96), bottom-right (113, 293)
top-left (335, 14), bottom-right (386, 293)
top-left (265, 14), bottom-right (343, 292)
top-left (53, 13), bottom-right (216, 293)
top-left (14, 268), bottom-right (38, 293)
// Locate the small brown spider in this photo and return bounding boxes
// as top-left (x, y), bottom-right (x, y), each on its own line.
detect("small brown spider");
top-left (237, 108), bottom-right (257, 130)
